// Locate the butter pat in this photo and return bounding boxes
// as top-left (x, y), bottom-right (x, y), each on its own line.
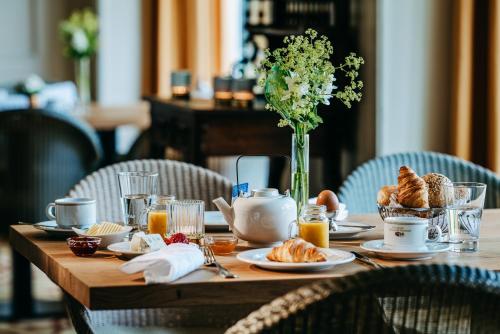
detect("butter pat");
top-left (130, 232), bottom-right (166, 253)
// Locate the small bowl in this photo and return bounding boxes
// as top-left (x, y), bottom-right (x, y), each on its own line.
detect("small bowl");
top-left (67, 236), bottom-right (101, 257)
top-left (73, 225), bottom-right (132, 248)
top-left (205, 235), bottom-right (238, 255)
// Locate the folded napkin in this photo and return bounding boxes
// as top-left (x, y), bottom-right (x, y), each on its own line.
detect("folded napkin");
top-left (121, 243), bottom-right (204, 284)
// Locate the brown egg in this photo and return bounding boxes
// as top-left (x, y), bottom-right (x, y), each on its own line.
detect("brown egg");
top-left (316, 190), bottom-right (340, 212)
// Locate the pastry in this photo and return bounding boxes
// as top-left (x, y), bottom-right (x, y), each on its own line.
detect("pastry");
top-left (266, 238), bottom-right (327, 263)
top-left (422, 173), bottom-right (452, 208)
top-left (377, 185), bottom-right (397, 206)
top-left (397, 166), bottom-right (429, 208)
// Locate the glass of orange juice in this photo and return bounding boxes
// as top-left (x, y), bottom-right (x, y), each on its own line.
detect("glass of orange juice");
top-left (147, 195), bottom-right (175, 235)
top-left (292, 204), bottom-right (330, 248)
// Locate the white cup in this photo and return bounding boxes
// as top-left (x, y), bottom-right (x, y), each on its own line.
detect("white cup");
top-left (46, 198), bottom-right (96, 228)
top-left (384, 217), bottom-right (442, 251)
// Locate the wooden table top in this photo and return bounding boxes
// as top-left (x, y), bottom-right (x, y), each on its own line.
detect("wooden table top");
top-left (10, 209), bottom-right (500, 310)
top-left (80, 102), bottom-right (151, 131)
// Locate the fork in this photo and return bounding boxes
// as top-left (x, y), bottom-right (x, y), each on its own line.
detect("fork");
top-left (351, 251), bottom-right (385, 269)
top-left (201, 246), bottom-right (238, 279)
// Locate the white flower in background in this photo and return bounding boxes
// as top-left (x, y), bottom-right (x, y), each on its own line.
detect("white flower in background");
top-left (23, 74), bottom-right (45, 95)
top-left (71, 29), bottom-right (89, 54)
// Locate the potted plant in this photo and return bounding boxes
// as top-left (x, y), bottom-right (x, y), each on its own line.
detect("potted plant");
top-left (258, 29), bottom-right (364, 216)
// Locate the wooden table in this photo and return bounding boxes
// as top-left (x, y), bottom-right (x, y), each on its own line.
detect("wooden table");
top-left (10, 210), bottom-right (500, 311)
top-left (146, 97), bottom-right (357, 189)
top-left (79, 102), bottom-right (151, 165)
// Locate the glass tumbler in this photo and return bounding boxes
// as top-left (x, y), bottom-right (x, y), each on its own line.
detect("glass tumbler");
top-left (117, 171), bottom-right (158, 230)
top-left (445, 182), bottom-right (487, 252)
top-left (147, 195), bottom-right (175, 235)
top-left (169, 200), bottom-right (205, 242)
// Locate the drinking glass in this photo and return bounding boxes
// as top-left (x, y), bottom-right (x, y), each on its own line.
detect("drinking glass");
top-left (445, 182), bottom-right (487, 252)
top-left (117, 171), bottom-right (158, 230)
top-left (169, 200), bottom-right (205, 242)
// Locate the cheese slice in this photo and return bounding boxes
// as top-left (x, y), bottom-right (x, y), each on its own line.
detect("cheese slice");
top-left (130, 232), bottom-right (166, 253)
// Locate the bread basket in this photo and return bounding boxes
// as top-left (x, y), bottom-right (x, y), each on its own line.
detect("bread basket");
top-left (377, 205), bottom-right (448, 236)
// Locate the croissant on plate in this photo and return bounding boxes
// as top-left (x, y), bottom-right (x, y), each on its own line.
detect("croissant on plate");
top-left (266, 238), bottom-right (327, 263)
top-left (397, 166), bottom-right (429, 208)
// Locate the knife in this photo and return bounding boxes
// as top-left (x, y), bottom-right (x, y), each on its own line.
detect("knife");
top-left (351, 251), bottom-right (385, 269)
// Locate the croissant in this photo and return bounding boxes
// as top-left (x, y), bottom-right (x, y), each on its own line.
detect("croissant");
top-left (266, 238), bottom-right (327, 263)
top-left (397, 166), bottom-right (429, 208)
top-left (377, 185), bottom-right (397, 206)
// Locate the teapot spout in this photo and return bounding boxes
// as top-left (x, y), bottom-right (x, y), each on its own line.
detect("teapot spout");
top-left (212, 197), bottom-right (235, 228)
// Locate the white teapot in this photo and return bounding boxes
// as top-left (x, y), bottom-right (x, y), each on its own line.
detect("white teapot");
top-left (213, 188), bottom-right (297, 247)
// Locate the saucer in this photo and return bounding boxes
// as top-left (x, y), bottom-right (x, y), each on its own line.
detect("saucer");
top-left (360, 239), bottom-right (450, 260)
top-left (329, 222), bottom-right (374, 239)
top-left (32, 221), bottom-right (78, 237)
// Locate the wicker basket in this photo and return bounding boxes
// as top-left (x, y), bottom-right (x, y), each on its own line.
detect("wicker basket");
top-left (378, 205), bottom-right (448, 235)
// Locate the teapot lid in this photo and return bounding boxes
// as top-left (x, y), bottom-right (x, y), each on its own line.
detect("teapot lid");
top-left (251, 188), bottom-right (280, 198)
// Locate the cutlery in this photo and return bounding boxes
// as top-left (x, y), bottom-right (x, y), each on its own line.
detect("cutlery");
top-left (351, 251), bottom-right (385, 269)
top-left (202, 246), bottom-right (238, 279)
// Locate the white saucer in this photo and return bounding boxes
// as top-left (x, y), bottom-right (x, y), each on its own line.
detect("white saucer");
top-left (237, 248), bottom-right (354, 272)
top-left (360, 239), bottom-right (450, 260)
top-left (329, 222), bottom-right (374, 239)
top-left (107, 241), bottom-right (146, 259)
top-left (32, 221), bottom-right (78, 237)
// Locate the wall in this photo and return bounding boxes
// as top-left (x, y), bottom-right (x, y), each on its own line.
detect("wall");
top-left (97, 0), bottom-right (141, 104)
top-left (376, 0), bottom-right (453, 156)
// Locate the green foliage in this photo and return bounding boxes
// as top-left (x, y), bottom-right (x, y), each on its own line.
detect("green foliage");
top-left (258, 29), bottom-right (364, 133)
top-left (59, 8), bottom-right (98, 59)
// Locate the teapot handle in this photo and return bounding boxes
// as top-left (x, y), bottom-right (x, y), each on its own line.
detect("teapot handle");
top-left (236, 155), bottom-right (291, 195)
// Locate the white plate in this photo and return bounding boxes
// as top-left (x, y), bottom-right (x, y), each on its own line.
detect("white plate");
top-left (107, 241), bottom-right (146, 258)
top-left (32, 221), bottom-right (77, 237)
top-left (360, 239), bottom-right (450, 260)
top-left (204, 211), bottom-right (229, 231)
top-left (237, 247), bottom-right (355, 272)
top-left (329, 222), bottom-right (374, 239)
top-left (73, 225), bottom-right (133, 248)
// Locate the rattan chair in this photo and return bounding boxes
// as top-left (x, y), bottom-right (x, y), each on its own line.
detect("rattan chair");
top-left (226, 264), bottom-right (500, 334)
top-left (66, 159), bottom-right (240, 333)
top-left (69, 159), bottom-right (233, 220)
top-left (338, 151), bottom-right (500, 214)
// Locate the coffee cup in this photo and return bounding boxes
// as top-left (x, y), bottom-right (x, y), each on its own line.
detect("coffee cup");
top-left (384, 217), bottom-right (442, 251)
top-left (46, 198), bottom-right (96, 228)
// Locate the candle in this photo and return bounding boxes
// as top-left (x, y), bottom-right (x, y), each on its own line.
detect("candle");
top-left (171, 71), bottom-right (191, 99)
top-left (213, 76), bottom-right (233, 105)
top-left (231, 78), bottom-right (255, 108)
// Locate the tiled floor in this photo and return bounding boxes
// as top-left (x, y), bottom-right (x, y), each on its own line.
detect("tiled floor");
top-left (1, 239), bottom-right (75, 333)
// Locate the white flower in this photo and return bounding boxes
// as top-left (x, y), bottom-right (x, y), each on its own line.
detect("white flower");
top-left (71, 29), bottom-right (89, 53)
top-left (298, 83), bottom-right (309, 97)
top-left (23, 74), bottom-right (45, 94)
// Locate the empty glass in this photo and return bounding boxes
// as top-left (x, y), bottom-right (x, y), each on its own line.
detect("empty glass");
top-left (169, 200), bottom-right (205, 242)
top-left (445, 182), bottom-right (487, 252)
top-left (117, 171), bottom-right (158, 230)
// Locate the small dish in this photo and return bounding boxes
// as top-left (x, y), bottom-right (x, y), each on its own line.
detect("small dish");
top-left (67, 236), bottom-right (101, 257)
top-left (31, 221), bottom-right (77, 237)
top-left (73, 224), bottom-right (132, 248)
top-left (205, 235), bottom-right (238, 255)
top-left (329, 222), bottom-right (374, 239)
top-left (107, 241), bottom-right (146, 259)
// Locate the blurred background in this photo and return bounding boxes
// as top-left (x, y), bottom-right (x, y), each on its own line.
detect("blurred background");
top-left (0, 0), bottom-right (498, 332)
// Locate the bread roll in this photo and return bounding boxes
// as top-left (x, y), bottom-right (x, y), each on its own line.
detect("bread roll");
top-left (422, 173), bottom-right (452, 208)
top-left (377, 185), bottom-right (397, 206)
top-left (397, 166), bottom-right (429, 208)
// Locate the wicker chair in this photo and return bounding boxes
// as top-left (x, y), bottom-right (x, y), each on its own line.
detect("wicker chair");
top-left (69, 159), bottom-right (233, 220)
top-left (66, 159), bottom-right (242, 333)
top-left (338, 151), bottom-right (500, 214)
top-left (226, 264), bottom-right (500, 334)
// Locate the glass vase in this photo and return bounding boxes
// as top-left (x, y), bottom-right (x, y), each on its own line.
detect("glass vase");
top-left (75, 57), bottom-right (91, 108)
top-left (291, 131), bottom-right (309, 218)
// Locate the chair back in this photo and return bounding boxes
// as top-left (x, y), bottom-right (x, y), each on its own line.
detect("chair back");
top-left (226, 264), bottom-right (500, 334)
top-left (338, 151), bottom-right (500, 213)
top-left (69, 159), bottom-right (233, 222)
top-left (0, 109), bottom-right (102, 233)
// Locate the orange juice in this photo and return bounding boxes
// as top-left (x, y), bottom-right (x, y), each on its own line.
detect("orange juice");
top-left (147, 211), bottom-right (168, 236)
top-left (299, 221), bottom-right (329, 248)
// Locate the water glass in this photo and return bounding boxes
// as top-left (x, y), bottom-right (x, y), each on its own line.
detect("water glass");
top-left (445, 182), bottom-right (487, 252)
top-left (169, 200), bottom-right (205, 242)
top-left (117, 171), bottom-right (158, 230)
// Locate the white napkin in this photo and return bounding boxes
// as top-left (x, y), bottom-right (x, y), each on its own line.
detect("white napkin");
top-left (120, 243), bottom-right (204, 284)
